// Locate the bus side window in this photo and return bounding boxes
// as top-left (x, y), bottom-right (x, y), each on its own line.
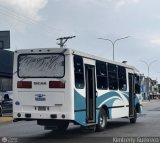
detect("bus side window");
top-left (108, 63), bottom-right (118, 90)
top-left (74, 56), bottom-right (84, 89)
top-left (96, 61), bottom-right (108, 89)
top-left (135, 75), bottom-right (140, 94)
top-left (118, 66), bottom-right (127, 91)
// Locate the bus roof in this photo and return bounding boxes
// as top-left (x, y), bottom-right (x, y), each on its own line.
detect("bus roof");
top-left (15, 48), bottom-right (139, 73)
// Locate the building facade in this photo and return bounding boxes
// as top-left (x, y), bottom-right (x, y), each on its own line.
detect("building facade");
top-left (0, 49), bottom-right (13, 92)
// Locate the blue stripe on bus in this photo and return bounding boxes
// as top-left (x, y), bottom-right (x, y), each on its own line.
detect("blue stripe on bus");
top-left (74, 90), bottom-right (123, 125)
top-left (74, 90), bottom-right (125, 110)
top-left (75, 110), bottom-right (100, 125)
top-left (75, 111), bottom-right (86, 126)
top-left (122, 92), bottom-right (140, 106)
top-left (96, 91), bottom-right (123, 107)
top-left (122, 92), bottom-right (129, 101)
top-left (74, 89), bottom-right (86, 111)
top-left (74, 89), bottom-right (141, 125)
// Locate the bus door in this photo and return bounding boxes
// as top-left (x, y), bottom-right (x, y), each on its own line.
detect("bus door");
top-left (85, 65), bottom-right (96, 123)
top-left (128, 73), bottom-right (135, 117)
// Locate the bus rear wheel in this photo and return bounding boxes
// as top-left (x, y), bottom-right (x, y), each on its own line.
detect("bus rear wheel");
top-left (96, 108), bottom-right (107, 132)
top-left (57, 121), bottom-right (69, 131)
top-left (45, 121), bottom-right (69, 132)
top-left (130, 109), bottom-right (137, 124)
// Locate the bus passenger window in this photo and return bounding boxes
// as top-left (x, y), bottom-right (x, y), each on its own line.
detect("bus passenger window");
top-left (108, 63), bottom-right (118, 90)
top-left (135, 75), bottom-right (140, 94)
top-left (118, 66), bottom-right (127, 91)
top-left (74, 56), bottom-right (84, 89)
top-left (96, 61), bottom-right (108, 89)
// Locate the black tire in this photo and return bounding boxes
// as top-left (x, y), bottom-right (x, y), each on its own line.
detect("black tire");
top-left (45, 121), bottom-right (69, 132)
top-left (96, 108), bottom-right (107, 132)
top-left (130, 109), bottom-right (137, 124)
top-left (57, 121), bottom-right (69, 131)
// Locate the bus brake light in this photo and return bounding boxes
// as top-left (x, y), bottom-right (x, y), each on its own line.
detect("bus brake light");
top-left (17, 81), bottom-right (32, 88)
top-left (49, 81), bottom-right (65, 88)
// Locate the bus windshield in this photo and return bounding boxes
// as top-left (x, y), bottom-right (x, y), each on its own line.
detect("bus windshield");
top-left (18, 54), bottom-right (65, 78)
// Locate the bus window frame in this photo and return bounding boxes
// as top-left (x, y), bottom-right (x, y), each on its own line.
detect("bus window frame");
top-left (17, 53), bottom-right (65, 78)
top-left (96, 60), bottom-right (108, 90)
top-left (108, 63), bottom-right (118, 90)
top-left (74, 55), bottom-right (85, 89)
top-left (135, 74), bottom-right (140, 94)
top-left (118, 66), bottom-right (127, 91)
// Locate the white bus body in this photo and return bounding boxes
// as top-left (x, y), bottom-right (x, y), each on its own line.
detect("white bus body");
top-left (13, 48), bottom-right (142, 131)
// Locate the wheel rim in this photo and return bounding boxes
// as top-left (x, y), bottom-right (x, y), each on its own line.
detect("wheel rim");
top-left (100, 113), bottom-right (105, 127)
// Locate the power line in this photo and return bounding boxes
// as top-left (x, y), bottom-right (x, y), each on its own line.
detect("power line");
top-left (0, 4), bottom-right (64, 34)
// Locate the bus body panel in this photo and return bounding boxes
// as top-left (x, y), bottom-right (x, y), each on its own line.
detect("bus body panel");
top-left (73, 62), bottom-right (141, 125)
top-left (13, 49), bottom-right (74, 120)
top-left (13, 48), bottom-right (142, 127)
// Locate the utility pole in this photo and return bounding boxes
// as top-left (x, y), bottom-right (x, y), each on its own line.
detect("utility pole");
top-left (140, 60), bottom-right (157, 77)
top-left (140, 60), bottom-right (157, 101)
top-left (98, 36), bottom-right (129, 61)
top-left (56, 36), bottom-right (76, 48)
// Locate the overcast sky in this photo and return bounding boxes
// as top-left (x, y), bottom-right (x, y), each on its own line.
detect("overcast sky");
top-left (0, 0), bottom-right (160, 81)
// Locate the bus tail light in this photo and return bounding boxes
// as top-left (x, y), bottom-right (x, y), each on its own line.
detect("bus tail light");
top-left (49, 81), bottom-right (65, 88)
top-left (17, 81), bottom-right (32, 88)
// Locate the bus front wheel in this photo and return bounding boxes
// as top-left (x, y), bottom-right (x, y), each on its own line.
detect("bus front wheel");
top-left (96, 108), bottom-right (107, 132)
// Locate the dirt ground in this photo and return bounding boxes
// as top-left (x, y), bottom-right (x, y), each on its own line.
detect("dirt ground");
top-left (0, 117), bottom-right (13, 123)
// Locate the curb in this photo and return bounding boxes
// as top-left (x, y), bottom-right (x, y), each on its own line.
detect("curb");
top-left (142, 99), bottom-right (160, 105)
top-left (0, 117), bottom-right (13, 123)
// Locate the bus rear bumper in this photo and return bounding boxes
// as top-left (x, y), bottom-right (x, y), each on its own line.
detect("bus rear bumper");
top-left (13, 112), bottom-right (73, 120)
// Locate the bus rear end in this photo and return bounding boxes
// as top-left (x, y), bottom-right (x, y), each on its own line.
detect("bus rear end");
top-left (13, 48), bottom-right (74, 130)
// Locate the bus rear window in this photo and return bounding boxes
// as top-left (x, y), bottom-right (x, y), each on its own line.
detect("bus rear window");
top-left (18, 54), bottom-right (65, 78)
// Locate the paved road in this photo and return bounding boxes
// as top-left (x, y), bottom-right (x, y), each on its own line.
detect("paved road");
top-left (0, 101), bottom-right (160, 143)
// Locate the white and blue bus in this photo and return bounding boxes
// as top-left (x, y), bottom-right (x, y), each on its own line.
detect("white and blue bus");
top-left (13, 48), bottom-right (142, 131)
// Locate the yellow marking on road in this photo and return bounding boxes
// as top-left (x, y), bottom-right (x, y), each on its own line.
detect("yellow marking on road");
top-left (0, 117), bottom-right (13, 123)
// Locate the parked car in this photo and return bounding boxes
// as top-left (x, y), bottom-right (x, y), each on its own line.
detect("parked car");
top-left (0, 91), bottom-right (13, 101)
top-left (0, 91), bottom-right (13, 117)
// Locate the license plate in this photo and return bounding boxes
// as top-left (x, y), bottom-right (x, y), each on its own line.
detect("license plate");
top-left (38, 106), bottom-right (46, 111)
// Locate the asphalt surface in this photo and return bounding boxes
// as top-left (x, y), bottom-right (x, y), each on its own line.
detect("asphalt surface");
top-left (0, 100), bottom-right (160, 143)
